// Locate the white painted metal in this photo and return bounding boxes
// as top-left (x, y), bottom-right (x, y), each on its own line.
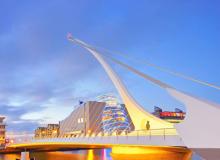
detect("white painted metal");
top-left (167, 88), bottom-right (220, 148)
top-left (68, 37), bottom-right (174, 130)
top-left (13, 135), bottom-right (184, 147)
top-left (68, 37), bottom-right (220, 149)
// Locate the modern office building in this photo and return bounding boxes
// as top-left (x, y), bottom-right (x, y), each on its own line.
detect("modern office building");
top-left (34, 124), bottom-right (59, 139)
top-left (0, 117), bottom-right (6, 147)
top-left (59, 101), bottom-right (106, 137)
top-left (152, 106), bottom-right (185, 123)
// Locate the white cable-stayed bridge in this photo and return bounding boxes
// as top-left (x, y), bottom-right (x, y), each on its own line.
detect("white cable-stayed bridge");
top-left (6, 35), bottom-right (220, 160)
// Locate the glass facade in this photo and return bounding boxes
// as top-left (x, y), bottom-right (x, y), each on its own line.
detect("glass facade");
top-left (97, 94), bottom-right (133, 134)
top-left (102, 104), bottom-right (132, 133)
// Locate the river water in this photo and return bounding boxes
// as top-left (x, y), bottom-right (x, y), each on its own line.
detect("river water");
top-left (0, 149), bottom-right (202, 160)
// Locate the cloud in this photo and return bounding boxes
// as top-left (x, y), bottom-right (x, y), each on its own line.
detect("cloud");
top-left (2, 0), bottom-right (218, 133)
top-left (0, 14), bottom-right (115, 132)
top-left (0, 22), bottom-right (115, 132)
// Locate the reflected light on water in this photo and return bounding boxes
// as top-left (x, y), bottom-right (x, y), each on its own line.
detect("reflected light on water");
top-left (102, 149), bottom-right (106, 160)
top-left (87, 149), bottom-right (94, 160)
top-left (102, 149), bottom-right (112, 160)
top-left (0, 154), bottom-right (20, 160)
top-left (0, 148), bottom-right (201, 160)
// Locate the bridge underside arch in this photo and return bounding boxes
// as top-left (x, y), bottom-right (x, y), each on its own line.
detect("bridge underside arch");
top-left (8, 142), bottom-right (190, 157)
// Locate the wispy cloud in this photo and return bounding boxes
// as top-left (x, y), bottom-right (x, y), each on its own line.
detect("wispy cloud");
top-left (0, 0), bottom-right (219, 132)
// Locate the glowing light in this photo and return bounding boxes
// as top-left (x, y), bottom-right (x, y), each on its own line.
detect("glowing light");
top-left (10, 139), bottom-right (14, 144)
top-left (111, 146), bottom-right (192, 160)
top-left (52, 130), bottom-right (57, 134)
top-left (102, 149), bottom-right (107, 160)
top-left (112, 146), bottom-right (175, 154)
top-left (87, 149), bottom-right (94, 160)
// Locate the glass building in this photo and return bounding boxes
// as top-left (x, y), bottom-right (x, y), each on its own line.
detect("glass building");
top-left (97, 94), bottom-right (134, 134)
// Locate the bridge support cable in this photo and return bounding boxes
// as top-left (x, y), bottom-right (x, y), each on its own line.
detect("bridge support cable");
top-left (97, 47), bottom-right (220, 149)
top-left (67, 36), bottom-right (220, 152)
top-left (102, 54), bottom-right (173, 89)
top-left (67, 34), bottom-right (174, 131)
top-left (100, 51), bottom-right (220, 148)
top-left (67, 33), bottom-right (220, 91)
top-left (95, 46), bottom-right (220, 91)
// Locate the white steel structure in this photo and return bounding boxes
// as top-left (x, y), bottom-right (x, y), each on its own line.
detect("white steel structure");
top-left (67, 35), bottom-right (220, 159)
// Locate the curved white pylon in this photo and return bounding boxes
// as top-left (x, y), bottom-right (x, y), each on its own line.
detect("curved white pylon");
top-left (96, 46), bottom-right (220, 149)
top-left (68, 37), bottom-right (174, 130)
top-left (100, 48), bottom-right (220, 149)
top-left (102, 48), bottom-right (220, 148)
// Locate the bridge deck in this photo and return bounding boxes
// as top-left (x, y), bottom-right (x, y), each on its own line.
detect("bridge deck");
top-left (8, 134), bottom-right (184, 150)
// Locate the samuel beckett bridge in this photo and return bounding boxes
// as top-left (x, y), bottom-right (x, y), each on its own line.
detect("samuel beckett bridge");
top-left (6, 34), bottom-right (220, 160)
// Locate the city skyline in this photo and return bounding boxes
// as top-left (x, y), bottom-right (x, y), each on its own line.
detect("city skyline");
top-left (0, 0), bottom-right (220, 132)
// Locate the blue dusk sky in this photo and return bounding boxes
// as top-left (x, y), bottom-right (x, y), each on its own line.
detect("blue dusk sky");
top-left (0, 0), bottom-right (220, 132)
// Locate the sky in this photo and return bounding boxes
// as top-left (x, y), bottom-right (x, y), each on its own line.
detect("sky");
top-left (0, 0), bottom-right (220, 133)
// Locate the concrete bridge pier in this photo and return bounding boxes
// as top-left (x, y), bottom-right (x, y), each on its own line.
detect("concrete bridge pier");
top-left (21, 151), bottom-right (30, 160)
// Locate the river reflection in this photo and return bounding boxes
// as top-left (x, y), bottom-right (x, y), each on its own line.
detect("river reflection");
top-left (30, 149), bottom-right (112, 160)
top-left (0, 149), bottom-right (202, 160)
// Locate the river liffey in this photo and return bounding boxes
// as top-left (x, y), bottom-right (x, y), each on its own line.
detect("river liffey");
top-left (0, 149), bottom-right (202, 160)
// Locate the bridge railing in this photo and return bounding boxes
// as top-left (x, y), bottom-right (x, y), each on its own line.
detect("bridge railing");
top-left (10, 128), bottom-right (179, 145)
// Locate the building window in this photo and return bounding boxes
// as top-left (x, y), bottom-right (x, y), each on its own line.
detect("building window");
top-left (77, 118), bottom-right (84, 123)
